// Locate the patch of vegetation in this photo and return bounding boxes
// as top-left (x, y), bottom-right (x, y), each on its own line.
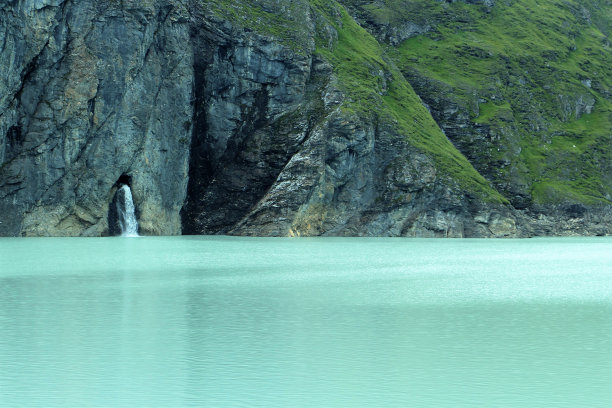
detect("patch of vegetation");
top-left (204, 0), bottom-right (312, 54)
top-left (370, 0), bottom-right (612, 204)
top-left (341, 0), bottom-right (448, 32)
top-left (474, 101), bottom-right (514, 124)
top-left (525, 108), bottom-right (612, 203)
top-left (310, 0), bottom-right (506, 202)
top-left (200, 0), bottom-right (507, 201)
top-left (202, 0), bottom-right (611, 206)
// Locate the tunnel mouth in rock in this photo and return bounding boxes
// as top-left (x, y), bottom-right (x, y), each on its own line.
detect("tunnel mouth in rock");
top-left (115, 174), bottom-right (132, 188)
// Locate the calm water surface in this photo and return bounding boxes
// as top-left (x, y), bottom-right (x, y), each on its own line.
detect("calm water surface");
top-left (1, 236), bottom-right (612, 407)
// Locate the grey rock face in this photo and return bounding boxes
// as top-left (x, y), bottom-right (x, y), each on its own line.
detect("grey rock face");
top-left (340, 2), bottom-right (432, 46)
top-left (179, 6), bottom-right (495, 238)
top-left (181, 9), bottom-right (317, 234)
top-left (1, 0), bottom-right (192, 236)
top-left (1, 0), bottom-right (610, 238)
top-left (181, 15), bottom-right (521, 238)
top-left (507, 204), bottom-right (612, 237)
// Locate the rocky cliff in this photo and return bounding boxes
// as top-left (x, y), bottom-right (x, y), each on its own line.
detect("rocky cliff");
top-left (0, 0), bottom-right (192, 236)
top-left (1, 0), bottom-right (611, 237)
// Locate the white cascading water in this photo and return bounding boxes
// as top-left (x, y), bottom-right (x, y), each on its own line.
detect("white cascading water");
top-left (118, 184), bottom-right (139, 237)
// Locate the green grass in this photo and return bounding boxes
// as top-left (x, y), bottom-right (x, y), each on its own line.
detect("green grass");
top-left (474, 101), bottom-right (514, 124)
top-left (524, 108), bottom-right (612, 203)
top-left (204, 0), bottom-right (312, 54)
top-left (201, 0), bottom-right (611, 206)
top-left (310, 0), bottom-right (506, 202)
top-left (201, 0), bottom-right (508, 201)
top-left (378, 0), bottom-right (612, 204)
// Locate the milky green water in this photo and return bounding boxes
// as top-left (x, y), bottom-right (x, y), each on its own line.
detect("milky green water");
top-left (1, 236), bottom-right (612, 407)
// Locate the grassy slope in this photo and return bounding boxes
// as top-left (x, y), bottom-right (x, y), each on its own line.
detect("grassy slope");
top-left (311, 0), bottom-right (506, 202)
top-left (205, 0), bottom-right (313, 54)
top-left (204, 0), bottom-right (507, 202)
top-left (378, 0), bottom-right (612, 204)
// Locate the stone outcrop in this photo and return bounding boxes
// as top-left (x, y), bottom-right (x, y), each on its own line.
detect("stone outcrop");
top-left (1, 0), bottom-right (192, 236)
top-left (180, 1), bottom-right (521, 238)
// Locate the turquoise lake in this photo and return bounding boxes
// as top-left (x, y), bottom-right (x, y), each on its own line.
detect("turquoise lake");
top-left (1, 236), bottom-right (612, 407)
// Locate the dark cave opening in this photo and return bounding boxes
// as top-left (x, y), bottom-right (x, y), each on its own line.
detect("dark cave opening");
top-left (115, 174), bottom-right (132, 187)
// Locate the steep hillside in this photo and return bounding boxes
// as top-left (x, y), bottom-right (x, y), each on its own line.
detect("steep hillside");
top-left (1, 0), bottom-right (611, 237)
top-left (183, 0), bottom-right (512, 237)
top-left (342, 0), bottom-right (612, 208)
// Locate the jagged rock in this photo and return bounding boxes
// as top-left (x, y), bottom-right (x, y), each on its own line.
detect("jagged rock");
top-left (1, 0), bottom-right (192, 236)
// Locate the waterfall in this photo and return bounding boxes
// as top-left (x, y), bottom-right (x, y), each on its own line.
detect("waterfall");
top-left (117, 184), bottom-right (139, 237)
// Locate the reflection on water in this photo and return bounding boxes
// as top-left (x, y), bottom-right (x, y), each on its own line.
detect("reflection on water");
top-left (1, 237), bottom-right (612, 407)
